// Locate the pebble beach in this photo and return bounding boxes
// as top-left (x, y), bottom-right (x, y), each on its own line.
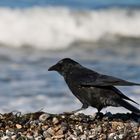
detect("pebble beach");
top-left (0, 1), bottom-right (140, 140)
top-left (0, 112), bottom-right (139, 140)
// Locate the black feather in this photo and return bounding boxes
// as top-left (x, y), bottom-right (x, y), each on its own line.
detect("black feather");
top-left (48, 58), bottom-right (140, 114)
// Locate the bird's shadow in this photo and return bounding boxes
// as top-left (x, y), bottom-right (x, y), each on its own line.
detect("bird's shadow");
top-left (60, 111), bottom-right (140, 122)
top-left (103, 112), bottom-right (140, 122)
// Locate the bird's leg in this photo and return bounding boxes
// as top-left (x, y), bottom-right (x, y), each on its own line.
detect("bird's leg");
top-left (94, 107), bottom-right (104, 119)
top-left (97, 108), bottom-right (102, 114)
top-left (63, 104), bottom-right (88, 114)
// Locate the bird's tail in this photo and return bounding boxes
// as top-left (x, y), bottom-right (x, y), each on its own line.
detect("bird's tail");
top-left (117, 99), bottom-right (140, 115)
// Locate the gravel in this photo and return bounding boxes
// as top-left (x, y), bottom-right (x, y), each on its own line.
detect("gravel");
top-left (0, 112), bottom-right (139, 140)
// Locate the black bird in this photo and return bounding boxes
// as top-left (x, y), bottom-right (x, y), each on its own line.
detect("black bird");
top-left (48, 58), bottom-right (140, 114)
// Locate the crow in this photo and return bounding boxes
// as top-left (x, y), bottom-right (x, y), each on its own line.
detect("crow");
top-left (48, 58), bottom-right (140, 115)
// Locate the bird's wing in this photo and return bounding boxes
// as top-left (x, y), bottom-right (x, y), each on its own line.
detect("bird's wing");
top-left (78, 72), bottom-right (140, 86)
top-left (116, 99), bottom-right (140, 115)
top-left (111, 86), bottom-right (139, 105)
top-left (95, 74), bottom-right (140, 86)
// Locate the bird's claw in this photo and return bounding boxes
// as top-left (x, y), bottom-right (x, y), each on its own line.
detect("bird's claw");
top-left (93, 112), bottom-right (104, 119)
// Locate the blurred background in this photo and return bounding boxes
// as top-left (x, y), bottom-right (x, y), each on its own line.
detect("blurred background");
top-left (0, 0), bottom-right (140, 114)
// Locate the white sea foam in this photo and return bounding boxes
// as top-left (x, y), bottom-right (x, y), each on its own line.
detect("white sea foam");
top-left (0, 92), bottom-right (139, 114)
top-left (0, 7), bottom-right (140, 50)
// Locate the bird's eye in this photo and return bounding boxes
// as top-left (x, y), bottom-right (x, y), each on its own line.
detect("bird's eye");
top-left (58, 60), bottom-right (63, 64)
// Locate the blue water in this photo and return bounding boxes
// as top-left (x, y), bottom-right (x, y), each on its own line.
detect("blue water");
top-left (0, 0), bottom-right (140, 9)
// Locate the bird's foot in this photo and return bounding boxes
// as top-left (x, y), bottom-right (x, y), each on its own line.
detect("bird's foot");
top-left (93, 112), bottom-right (104, 120)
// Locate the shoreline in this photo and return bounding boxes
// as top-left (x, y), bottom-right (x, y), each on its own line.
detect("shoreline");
top-left (0, 112), bottom-right (139, 140)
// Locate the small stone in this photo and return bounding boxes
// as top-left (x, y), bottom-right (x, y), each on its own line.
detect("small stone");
top-left (14, 135), bottom-right (26, 140)
top-left (56, 129), bottom-right (64, 135)
top-left (99, 134), bottom-right (107, 140)
top-left (46, 127), bottom-right (55, 136)
top-left (80, 134), bottom-right (87, 140)
top-left (39, 113), bottom-right (50, 122)
top-left (114, 135), bottom-right (119, 140)
top-left (54, 126), bottom-right (61, 132)
top-left (89, 135), bottom-right (96, 139)
top-left (130, 121), bottom-right (138, 127)
top-left (33, 131), bottom-right (39, 138)
top-left (45, 138), bottom-right (52, 140)
top-left (118, 134), bottom-right (124, 139)
top-left (11, 135), bottom-right (17, 140)
top-left (78, 125), bottom-right (83, 132)
top-left (35, 135), bottom-right (43, 140)
top-left (61, 115), bottom-right (65, 118)
top-left (108, 133), bottom-right (115, 140)
top-left (52, 117), bottom-right (59, 125)
top-left (134, 134), bottom-right (138, 140)
top-left (52, 135), bottom-right (64, 139)
top-left (74, 129), bottom-right (81, 136)
top-left (1, 136), bottom-right (10, 140)
top-left (70, 114), bottom-right (75, 119)
top-left (61, 122), bottom-right (68, 127)
top-left (6, 130), bottom-right (14, 136)
top-left (95, 125), bottom-right (102, 133)
top-left (42, 125), bottom-right (49, 131)
top-left (43, 130), bottom-right (51, 138)
top-left (26, 133), bottom-right (34, 140)
top-left (0, 130), bottom-right (4, 137)
top-left (112, 121), bottom-right (124, 130)
top-left (16, 124), bottom-right (22, 129)
top-left (138, 127), bottom-right (140, 132)
top-left (69, 134), bottom-right (77, 140)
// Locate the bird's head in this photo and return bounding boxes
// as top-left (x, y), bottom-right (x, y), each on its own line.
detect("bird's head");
top-left (48, 58), bottom-right (79, 76)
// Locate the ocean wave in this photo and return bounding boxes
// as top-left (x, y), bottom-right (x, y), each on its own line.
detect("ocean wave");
top-left (0, 7), bottom-right (140, 50)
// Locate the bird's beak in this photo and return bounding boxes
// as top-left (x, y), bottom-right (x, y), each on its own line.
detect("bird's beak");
top-left (48, 64), bottom-right (58, 71)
